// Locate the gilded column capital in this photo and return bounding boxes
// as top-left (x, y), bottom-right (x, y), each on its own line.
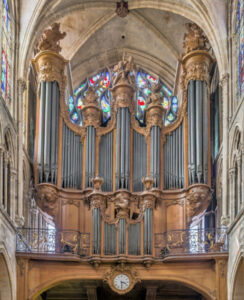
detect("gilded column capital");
top-left (31, 23), bottom-right (68, 90)
top-left (180, 23), bottom-right (214, 90)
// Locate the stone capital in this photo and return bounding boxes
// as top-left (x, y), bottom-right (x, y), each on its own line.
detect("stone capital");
top-left (228, 167), bottom-right (235, 176)
top-left (221, 215), bottom-right (230, 226)
top-left (219, 73), bottom-right (229, 87)
top-left (17, 78), bottom-right (27, 95)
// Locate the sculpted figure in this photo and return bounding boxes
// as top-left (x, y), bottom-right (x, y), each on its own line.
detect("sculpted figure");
top-left (183, 23), bottom-right (208, 54)
top-left (38, 23), bottom-right (66, 53)
top-left (112, 55), bottom-right (136, 86)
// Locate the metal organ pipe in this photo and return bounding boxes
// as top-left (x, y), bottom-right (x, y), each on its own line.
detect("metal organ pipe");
top-left (203, 82), bottom-right (208, 184)
top-left (196, 81), bottom-right (203, 183)
top-left (144, 208), bottom-right (152, 255)
top-left (38, 82), bottom-right (46, 182)
top-left (133, 130), bottom-right (147, 192)
top-left (150, 126), bottom-right (160, 188)
top-left (85, 126), bottom-right (96, 188)
top-left (92, 208), bottom-right (101, 254)
top-left (61, 122), bottom-right (83, 189)
top-left (115, 108), bottom-right (130, 190)
top-left (163, 123), bottom-right (184, 189)
top-left (38, 81), bottom-right (59, 184)
top-left (187, 80), bottom-right (209, 185)
top-left (99, 132), bottom-right (113, 191)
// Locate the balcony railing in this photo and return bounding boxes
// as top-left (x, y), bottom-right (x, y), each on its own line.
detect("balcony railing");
top-left (155, 228), bottom-right (228, 257)
top-left (16, 228), bottom-right (228, 259)
top-left (16, 229), bottom-right (90, 257)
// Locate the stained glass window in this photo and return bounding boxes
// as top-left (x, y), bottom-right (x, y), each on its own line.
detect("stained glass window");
top-left (68, 67), bottom-right (179, 127)
top-left (237, 0), bottom-right (244, 99)
top-left (1, 0), bottom-right (12, 103)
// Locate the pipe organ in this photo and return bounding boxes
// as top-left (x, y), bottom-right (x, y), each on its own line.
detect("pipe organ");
top-left (32, 22), bottom-right (214, 263)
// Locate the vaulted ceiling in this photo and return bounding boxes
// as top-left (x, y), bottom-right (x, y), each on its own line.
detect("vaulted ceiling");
top-left (18, 0), bottom-right (227, 88)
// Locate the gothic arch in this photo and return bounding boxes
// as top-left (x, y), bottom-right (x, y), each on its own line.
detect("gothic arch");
top-left (31, 276), bottom-right (215, 300)
top-left (19, 0), bottom-right (228, 80)
top-left (3, 127), bottom-right (16, 168)
top-left (230, 248), bottom-right (244, 300)
top-left (231, 126), bottom-right (242, 166)
top-left (0, 244), bottom-right (14, 300)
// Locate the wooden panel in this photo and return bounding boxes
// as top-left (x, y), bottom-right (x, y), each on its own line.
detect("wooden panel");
top-left (166, 204), bottom-right (184, 231)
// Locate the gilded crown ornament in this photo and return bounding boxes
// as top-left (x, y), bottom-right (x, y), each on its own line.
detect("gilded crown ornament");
top-left (38, 23), bottom-right (66, 53)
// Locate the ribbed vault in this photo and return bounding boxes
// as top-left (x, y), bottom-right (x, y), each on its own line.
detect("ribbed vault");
top-left (19, 0), bottom-right (227, 88)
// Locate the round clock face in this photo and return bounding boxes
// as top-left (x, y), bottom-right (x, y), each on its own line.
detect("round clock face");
top-left (113, 274), bottom-right (130, 291)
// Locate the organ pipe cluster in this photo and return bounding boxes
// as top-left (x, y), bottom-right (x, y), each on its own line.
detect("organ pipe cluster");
top-left (188, 80), bottom-right (208, 185)
top-left (37, 81), bottom-right (59, 184)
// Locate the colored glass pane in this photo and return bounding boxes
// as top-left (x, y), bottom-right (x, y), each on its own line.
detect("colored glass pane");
top-left (69, 66), bottom-right (178, 127)
top-left (162, 96), bottom-right (169, 109)
top-left (146, 74), bottom-right (158, 84)
top-left (1, 0), bottom-right (11, 103)
top-left (71, 112), bottom-right (79, 123)
top-left (68, 96), bottom-right (74, 112)
top-left (89, 73), bottom-right (101, 86)
top-left (3, 0), bottom-right (9, 31)
top-left (136, 72), bottom-right (147, 88)
top-left (237, 0), bottom-right (244, 99)
top-left (167, 112), bottom-right (174, 122)
top-left (74, 82), bottom-right (86, 96)
top-left (101, 96), bottom-right (110, 113)
top-left (162, 85), bottom-right (172, 97)
top-left (76, 97), bottom-right (84, 110)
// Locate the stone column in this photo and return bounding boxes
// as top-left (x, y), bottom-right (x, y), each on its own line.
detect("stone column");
top-left (228, 167), bottom-right (235, 222)
top-left (0, 145), bottom-right (3, 207)
top-left (3, 154), bottom-right (8, 210)
top-left (30, 207), bottom-right (39, 229)
top-left (242, 143), bottom-right (244, 209)
top-left (237, 155), bottom-right (242, 212)
top-left (16, 79), bottom-right (27, 226)
top-left (220, 74), bottom-right (230, 226)
top-left (10, 168), bottom-right (17, 220)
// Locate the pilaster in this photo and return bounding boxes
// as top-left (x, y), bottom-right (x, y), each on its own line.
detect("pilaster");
top-left (16, 78), bottom-right (27, 225)
top-left (220, 73), bottom-right (230, 225)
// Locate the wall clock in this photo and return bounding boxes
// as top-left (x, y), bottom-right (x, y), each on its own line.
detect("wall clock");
top-left (104, 264), bottom-right (140, 295)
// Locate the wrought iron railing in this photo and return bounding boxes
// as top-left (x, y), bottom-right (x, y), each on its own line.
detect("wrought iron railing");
top-left (16, 228), bottom-right (90, 257)
top-left (155, 228), bottom-right (228, 258)
top-left (16, 228), bottom-right (228, 259)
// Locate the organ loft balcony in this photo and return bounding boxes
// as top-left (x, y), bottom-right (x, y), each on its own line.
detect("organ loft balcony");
top-left (16, 23), bottom-right (228, 265)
